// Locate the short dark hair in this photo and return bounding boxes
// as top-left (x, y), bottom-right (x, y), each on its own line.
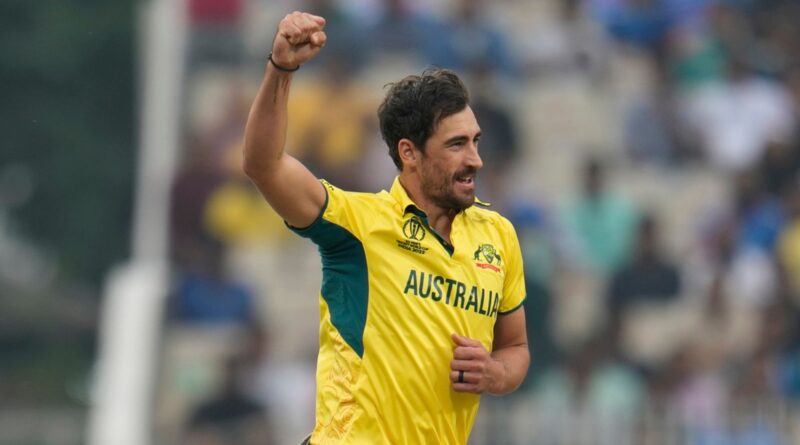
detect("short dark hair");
top-left (378, 68), bottom-right (470, 170)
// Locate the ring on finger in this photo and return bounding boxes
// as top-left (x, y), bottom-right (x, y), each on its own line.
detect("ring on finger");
top-left (458, 370), bottom-right (465, 384)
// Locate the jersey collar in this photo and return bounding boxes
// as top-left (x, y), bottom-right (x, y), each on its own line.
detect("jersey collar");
top-left (390, 176), bottom-right (421, 215)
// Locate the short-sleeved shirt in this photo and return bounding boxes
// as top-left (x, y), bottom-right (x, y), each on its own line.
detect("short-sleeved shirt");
top-left (291, 177), bottom-right (526, 444)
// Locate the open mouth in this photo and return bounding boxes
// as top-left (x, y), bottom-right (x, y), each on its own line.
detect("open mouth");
top-left (455, 175), bottom-right (474, 186)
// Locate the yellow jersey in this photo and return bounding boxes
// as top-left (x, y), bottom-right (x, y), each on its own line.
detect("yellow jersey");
top-left (290, 177), bottom-right (526, 444)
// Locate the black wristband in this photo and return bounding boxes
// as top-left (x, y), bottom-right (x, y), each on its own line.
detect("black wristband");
top-left (268, 52), bottom-right (300, 72)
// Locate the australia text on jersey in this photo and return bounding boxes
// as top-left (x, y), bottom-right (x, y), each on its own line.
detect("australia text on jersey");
top-left (402, 269), bottom-right (501, 318)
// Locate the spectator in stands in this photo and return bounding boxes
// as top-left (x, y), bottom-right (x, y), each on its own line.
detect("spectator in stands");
top-left (666, 12), bottom-right (727, 90)
top-left (240, 324), bottom-right (317, 443)
top-left (203, 142), bottom-right (288, 246)
top-left (533, 337), bottom-right (644, 445)
top-left (623, 85), bottom-right (682, 165)
top-left (303, 0), bottom-right (370, 71)
top-left (606, 214), bottom-right (682, 361)
top-left (693, 305), bottom-right (790, 445)
top-left (652, 339), bottom-right (730, 443)
top-left (731, 169), bottom-right (786, 254)
top-left (681, 220), bottom-right (767, 366)
top-left (203, 82), bottom-right (253, 167)
top-left (590, 0), bottom-right (673, 55)
top-left (518, 0), bottom-right (612, 83)
top-left (767, 301), bottom-right (800, 403)
top-left (285, 50), bottom-right (378, 191)
top-left (171, 133), bottom-right (226, 267)
top-left (169, 236), bottom-right (258, 326)
top-left (173, 82), bottom-right (260, 260)
top-left (677, 57), bottom-right (795, 172)
top-left (757, 139), bottom-right (800, 199)
top-left (439, 0), bottom-right (519, 78)
top-left (687, 170), bottom-right (784, 314)
top-left (560, 157), bottom-right (639, 276)
top-left (183, 354), bottom-right (274, 445)
top-left (368, 0), bottom-right (452, 67)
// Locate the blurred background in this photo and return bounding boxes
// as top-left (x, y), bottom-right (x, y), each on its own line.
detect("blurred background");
top-left (5, 0), bottom-right (800, 443)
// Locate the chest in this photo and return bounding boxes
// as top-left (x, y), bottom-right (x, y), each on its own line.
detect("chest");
top-left (361, 213), bottom-right (507, 321)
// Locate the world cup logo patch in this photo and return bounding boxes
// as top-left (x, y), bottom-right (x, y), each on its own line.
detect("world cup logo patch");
top-left (397, 217), bottom-right (429, 254)
top-left (403, 217), bottom-right (426, 241)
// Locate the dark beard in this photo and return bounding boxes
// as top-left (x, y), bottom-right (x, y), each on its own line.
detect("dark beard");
top-left (421, 167), bottom-right (476, 212)
top-left (434, 191), bottom-right (473, 212)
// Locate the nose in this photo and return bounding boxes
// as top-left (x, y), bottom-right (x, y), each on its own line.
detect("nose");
top-left (467, 142), bottom-right (483, 170)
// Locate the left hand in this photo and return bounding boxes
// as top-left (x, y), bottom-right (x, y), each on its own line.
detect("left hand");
top-left (449, 333), bottom-right (502, 394)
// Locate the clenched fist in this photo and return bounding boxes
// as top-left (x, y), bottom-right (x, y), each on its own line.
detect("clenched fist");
top-left (450, 333), bottom-right (504, 394)
top-left (271, 11), bottom-right (327, 70)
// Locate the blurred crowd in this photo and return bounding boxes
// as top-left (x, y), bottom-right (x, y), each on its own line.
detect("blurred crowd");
top-left (162, 0), bottom-right (800, 443)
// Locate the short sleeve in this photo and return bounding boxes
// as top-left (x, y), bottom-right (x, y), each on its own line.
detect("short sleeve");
top-left (499, 218), bottom-right (526, 314)
top-left (288, 180), bottom-right (363, 249)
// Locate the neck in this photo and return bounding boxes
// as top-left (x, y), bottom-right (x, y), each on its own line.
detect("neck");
top-left (399, 174), bottom-right (458, 242)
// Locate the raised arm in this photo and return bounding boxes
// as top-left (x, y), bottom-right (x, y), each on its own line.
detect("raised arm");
top-left (243, 11), bottom-right (328, 228)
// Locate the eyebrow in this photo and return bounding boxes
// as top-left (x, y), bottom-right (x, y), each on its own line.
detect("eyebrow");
top-left (444, 132), bottom-right (482, 146)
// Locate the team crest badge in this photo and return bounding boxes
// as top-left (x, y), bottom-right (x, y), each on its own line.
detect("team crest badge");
top-left (474, 244), bottom-right (502, 273)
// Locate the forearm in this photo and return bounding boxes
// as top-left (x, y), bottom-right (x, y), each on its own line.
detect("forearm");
top-left (240, 12), bottom-right (328, 228)
top-left (243, 64), bottom-right (293, 180)
top-left (488, 343), bottom-right (529, 395)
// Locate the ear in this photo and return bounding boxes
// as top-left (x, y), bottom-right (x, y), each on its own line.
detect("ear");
top-left (397, 138), bottom-right (419, 170)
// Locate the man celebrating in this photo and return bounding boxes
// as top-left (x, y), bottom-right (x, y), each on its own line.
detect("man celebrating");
top-left (243, 11), bottom-right (529, 444)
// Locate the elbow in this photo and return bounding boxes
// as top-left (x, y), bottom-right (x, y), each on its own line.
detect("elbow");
top-left (490, 344), bottom-right (530, 395)
top-left (242, 148), bottom-right (265, 180)
top-left (242, 141), bottom-right (281, 181)
top-left (242, 156), bottom-right (258, 180)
